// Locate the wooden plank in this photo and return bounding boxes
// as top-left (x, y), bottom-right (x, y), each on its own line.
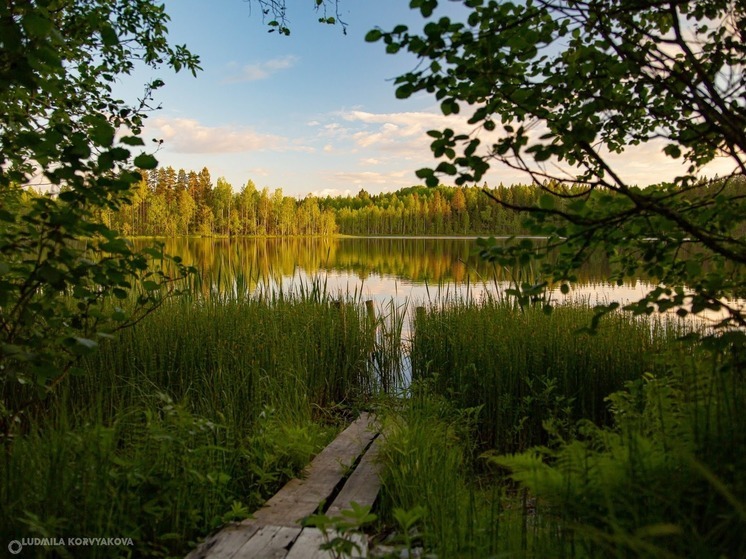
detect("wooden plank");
top-left (186, 414), bottom-right (380, 559)
top-left (326, 436), bottom-right (382, 518)
top-left (284, 528), bottom-right (330, 559)
top-left (232, 525), bottom-right (301, 559)
top-left (251, 413), bottom-right (378, 527)
top-left (185, 522), bottom-right (261, 559)
top-left (285, 528), bottom-right (368, 559)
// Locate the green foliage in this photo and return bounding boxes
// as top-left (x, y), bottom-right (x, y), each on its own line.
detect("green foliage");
top-left (379, 306), bottom-right (746, 557)
top-left (325, 183), bottom-right (565, 236)
top-left (0, 394), bottom-right (334, 558)
top-left (376, 384), bottom-right (549, 557)
top-left (68, 289), bottom-right (382, 429)
top-left (303, 502), bottom-right (377, 558)
top-left (0, 0), bottom-right (200, 435)
top-left (255, 0), bottom-right (347, 35)
top-left (493, 350), bottom-right (746, 558)
top-left (0, 290), bottom-right (391, 557)
top-left (372, 0), bottom-right (746, 346)
top-left (374, 7), bottom-right (746, 552)
top-left (91, 168), bottom-right (577, 238)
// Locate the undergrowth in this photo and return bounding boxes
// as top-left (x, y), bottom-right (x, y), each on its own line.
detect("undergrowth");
top-left (0, 290), bottom-right (389, 558)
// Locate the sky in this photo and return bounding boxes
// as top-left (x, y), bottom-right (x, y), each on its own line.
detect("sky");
top-left (124, 0), bottom-right (735, 199)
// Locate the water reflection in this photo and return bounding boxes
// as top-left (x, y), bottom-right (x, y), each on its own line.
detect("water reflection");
top-left (134, 236), bottom-right (651, 308)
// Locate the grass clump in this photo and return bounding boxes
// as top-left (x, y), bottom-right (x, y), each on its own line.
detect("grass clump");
top-left (0, 396), bottom-right (333, 557)
top-left (494, 347), bottom-right (746, 558)
top-left (410, 300), bottom-right (683, 453)
top-left (376, 299), bottom-right (745, 558)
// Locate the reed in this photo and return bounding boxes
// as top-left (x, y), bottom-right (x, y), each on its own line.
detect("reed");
top-left (410, 299), bottom-right (687, 453)
top-left (68, 289), bottom-right (381, 424)
top-left (382, 298), bottom-right (745, 558)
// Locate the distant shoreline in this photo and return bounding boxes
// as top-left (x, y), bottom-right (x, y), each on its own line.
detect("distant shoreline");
top-left (125, 234), bottom-right (552, 241)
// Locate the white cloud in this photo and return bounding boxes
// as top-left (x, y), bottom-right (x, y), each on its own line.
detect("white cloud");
top-left (604, 141), bottom-right (739, 187)
top-left (145, 117), bottom-right (311, 154)
top-left (224, 55), bottom-right (299, 83)
top-left (328, 169), bottom-right (413, 186)
top-left (332, 109), bottom-right (739, 188)
top-left (247, 167), bottom-right (271, 178)
top-left (336, 109), bottom-right (472, 157)
top-left (323, 122), bottom-right (348, 134)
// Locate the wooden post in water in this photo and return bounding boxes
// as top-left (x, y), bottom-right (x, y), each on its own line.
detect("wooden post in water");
top-left (415, 306), bottom-right (426, 324)
top-left (365, 300), bottom-right (378, 392)
top-left (365, 300), bottom-right (377, 331)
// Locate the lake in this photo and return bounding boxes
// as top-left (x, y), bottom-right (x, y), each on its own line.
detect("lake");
top-left (137, 236), bottom-right (654, 315)
top-left (134, 236), bottom-right (706, 385)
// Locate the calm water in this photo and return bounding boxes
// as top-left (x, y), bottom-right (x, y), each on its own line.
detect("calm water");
top-left (136, 236), bottom-right (654, 313)
top-left (137, 236), bottom-right (689, 385)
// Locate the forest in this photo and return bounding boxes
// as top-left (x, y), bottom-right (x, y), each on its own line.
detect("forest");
top-left (51, 165), bottom-right (588, 237)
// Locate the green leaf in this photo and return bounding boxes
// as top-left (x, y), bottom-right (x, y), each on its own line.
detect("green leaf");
top-left (663, 144), bottom-right (682, 159)
top-left (415, 168), bottom-right (434, 179)
top-left (539, 194), bottom-right (555, 209)
top-left (89, 119), bottom-right (116, 147)
top-left (120, 136), bottom-right (145, 146)
top-left (23, 12), bottom-right (53, 37)
top-left (100, 24), bottom-right (119, 47)
top-left (134, 153), bottom-right (159, 169)
top-left (142, 280), bottom-right (160, 291)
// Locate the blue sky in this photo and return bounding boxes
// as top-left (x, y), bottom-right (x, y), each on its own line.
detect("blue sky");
top-left (128, 0), bottom-right (732, 198)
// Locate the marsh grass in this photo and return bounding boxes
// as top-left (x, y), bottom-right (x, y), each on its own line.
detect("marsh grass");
top-left (410, 299), bottom-right (686, 452)
top-left (492, 344), bottom-right (746, 558)
top-left (0, 284), bottom-right (394, 558)
top-left (376, 382), bottom-right (567, 559)
top-left (3, 263), bottom-right (740, 558)
top-left (378, 296), bottom-right (745, 558)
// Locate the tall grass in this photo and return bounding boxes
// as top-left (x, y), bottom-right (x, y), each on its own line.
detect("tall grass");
top-left (0, 287), bottom-right (392, 558)
top-left (493, 343), bottom-right (746, 558)
top-left (377, 382), bottom-right (565, 559)
top-left (410, 299), bottom-right (687, 453)
top-left (379, 298), bottom-right (745, 558)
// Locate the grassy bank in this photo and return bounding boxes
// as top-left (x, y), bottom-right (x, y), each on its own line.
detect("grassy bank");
top-left (0, 291), bottom-right (386, 558)
top-left (375, 301), bottom-right (745, 558)
top-left (2, 292), bottom-right (743, 558)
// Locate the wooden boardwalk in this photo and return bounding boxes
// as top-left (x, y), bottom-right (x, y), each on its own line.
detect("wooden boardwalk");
top-left (186, 413), bottom-right (381, 559)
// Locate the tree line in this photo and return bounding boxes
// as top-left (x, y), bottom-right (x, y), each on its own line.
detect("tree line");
top-left (84, 165), bottom-right (583, 237)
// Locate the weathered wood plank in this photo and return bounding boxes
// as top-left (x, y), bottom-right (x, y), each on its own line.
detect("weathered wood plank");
top-left (283, 528), bottom-right (330, 559)
top-left (184, 522), bottom-right (261, 559)
top-left (186, 414), bottom-right (380, 559)
top-left (251, 412), bottom-right (377, 527)
top-left (285, 528), bottom-right (368, 559)
top-left (326, 436), bottom-right (381, 517)
top-left (232, 525), bottom-right (301, 559)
